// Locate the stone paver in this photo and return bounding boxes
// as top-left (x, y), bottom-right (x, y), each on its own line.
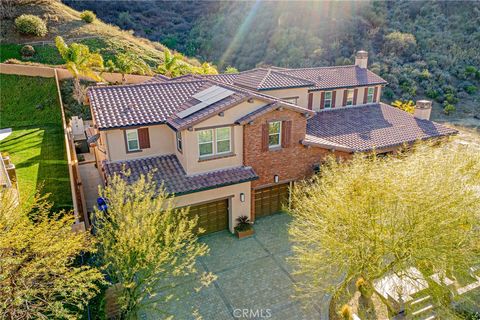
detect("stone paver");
top-left (143, 213), bottom-right (324, 320)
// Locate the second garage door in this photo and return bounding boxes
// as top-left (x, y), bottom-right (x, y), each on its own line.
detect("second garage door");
top-left (188, 198), bottom-right (229, 235)
top-left (254, 183), bottom-right (290, 218)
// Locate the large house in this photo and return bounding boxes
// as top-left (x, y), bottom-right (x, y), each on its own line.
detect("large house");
top-left (87, 51), bottom-right (457, 235)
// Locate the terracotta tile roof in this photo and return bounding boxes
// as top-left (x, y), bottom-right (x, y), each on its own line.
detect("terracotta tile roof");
top-left (166, 83), bottom-right (249, 130)
top-left (103, 154), bottom-right (258, 195)
top-left (143, 74), bottom-right (170, 83)
top-left (305, 103), bottom-right (457, 152)
top-left (88, 81), bottom-right (207, 130)
top-left (232, 68), bottom-right (314, 90)
top-left (279, 65), bottom-right (387, 90)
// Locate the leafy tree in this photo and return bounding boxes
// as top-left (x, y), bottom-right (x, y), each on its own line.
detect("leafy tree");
top-left (384, 32), bottom-right (417, 57)
top-left (391, 99), bottom-right (415, 114)
top-left (55, 36), bottom-right (104, 103)
top-left (106, 52), bottom-right (152, 84)
top-left (289, 143), bottom-right (480, 318)
top-left (224, 65), bottom-right (239, 74)
top-left (95, 173), bottom-right (213, 318)
top-left (193, 62), bottom-right (218, 75)
top-left (0, 191), bottom-right (103, 319)
top-left (157, 48), bottom-right (191, 77)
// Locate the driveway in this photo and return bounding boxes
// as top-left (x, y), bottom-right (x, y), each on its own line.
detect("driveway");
top-left (143, 213), bottom-right (328, 320)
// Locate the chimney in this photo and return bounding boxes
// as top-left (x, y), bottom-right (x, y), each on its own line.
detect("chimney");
top-left (414, 100), bottom-right (432, 120)
top-left (355, 50), bottom-right (368, 69)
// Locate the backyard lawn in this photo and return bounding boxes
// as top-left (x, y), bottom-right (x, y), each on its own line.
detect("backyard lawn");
top-left (0, 74), bottom-right (72, 211)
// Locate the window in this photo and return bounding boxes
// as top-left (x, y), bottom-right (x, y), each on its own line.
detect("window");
top-left (216, 127), bottom-right (231, 154)
top-left (126, 129), bottom-right (139, 152)
top-left (268, 121), bottom-right (281, 148)
top-left (367, 87), bottom-right (375, 103)
top-left (176, 131), bottom-right (182, 152)
top-left (198, 126), bottom-right (232, 158)
top-left (324, 91), bottom-right (332, 108)
top-left (346, 89), bottom-right (354, 106)
top-left (198, 129), bottom-right (214, 157)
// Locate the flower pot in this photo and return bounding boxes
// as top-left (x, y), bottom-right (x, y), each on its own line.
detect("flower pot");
top-left (235, 228), bottom-right (255, 239)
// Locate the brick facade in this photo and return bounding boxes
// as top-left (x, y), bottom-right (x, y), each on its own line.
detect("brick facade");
top-left (243, 108), bottom-right (351, 220)
top-left (243, 109), bottom-right (350, 189)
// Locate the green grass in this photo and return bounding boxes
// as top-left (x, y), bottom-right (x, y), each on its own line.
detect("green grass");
top-left (0, 74), bottom-right (72, 212)
top-left (0, 43), bottom-right (64, 65)
top-left (1, 37), bottom-right (163, 67)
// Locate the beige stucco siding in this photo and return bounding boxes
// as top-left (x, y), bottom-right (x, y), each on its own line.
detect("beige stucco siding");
top-left (172, 181), bottom-right (252, 232)
top-left (311, 85), bottom-right (382, 111)
top-left (104, 124), bottom-right (175, 162)
top-left (181, 99), bottom-right (267, 175)
top-left (261, 87), bottom-right (310, 109)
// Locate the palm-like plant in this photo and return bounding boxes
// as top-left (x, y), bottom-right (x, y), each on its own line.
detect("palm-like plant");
top-left (106, 53), bottom-right (151, 84)
top-left (156, 48), bottom-right (191, 77)
top-left (55, 36), bottom-right (104, 103)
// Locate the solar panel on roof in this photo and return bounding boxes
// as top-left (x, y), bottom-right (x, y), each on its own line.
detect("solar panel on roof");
top-left (177, 85), bottom-right (234, 119)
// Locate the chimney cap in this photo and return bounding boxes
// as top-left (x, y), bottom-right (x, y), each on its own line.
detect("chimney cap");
top-left (415, 100), bottom-right (432, 109)
top-left (356, 50), bottom-right (368, 57)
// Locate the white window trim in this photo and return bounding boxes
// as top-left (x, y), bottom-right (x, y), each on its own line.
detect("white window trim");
top-left (324, 91), bottom-right (333, 109)
top-left (126, 129), bottom-right (140, 152)
top-left (176, 131), bottom-right (182, 153)
top-left (282, 96), bottom-right (299, 104)
top-left (197, 126), bottom-right (232, 158)
top-left (268, 121), bottom-right (282, 149)
top-left (215, 127), bottom-right (231, 155)
top-left (346, 89), bottom-right (354, 106)
top-left (367, 87), bottom-right (375, 103)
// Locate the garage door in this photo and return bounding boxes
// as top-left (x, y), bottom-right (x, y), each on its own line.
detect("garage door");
top-left (188, 199), bottom-right (229, 235)
top-left (254, 183), bottom-right (290, 218)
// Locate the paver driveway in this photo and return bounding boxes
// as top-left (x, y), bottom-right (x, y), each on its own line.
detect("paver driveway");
top-left (143, 213), bottom-right (329, 320)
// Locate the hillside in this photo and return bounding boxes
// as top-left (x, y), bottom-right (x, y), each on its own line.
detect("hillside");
top-left (64, 0), bottom-right (480, 129)
top-left (0, 0), bottom-right (201, 67)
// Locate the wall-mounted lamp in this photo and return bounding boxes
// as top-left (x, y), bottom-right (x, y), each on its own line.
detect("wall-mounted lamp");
top-left (274, 175), bottom-right (279, 183)
top-left (218, 111), bottom-right (225, 117)
top-left (240, 192), bottom-right (245, 202)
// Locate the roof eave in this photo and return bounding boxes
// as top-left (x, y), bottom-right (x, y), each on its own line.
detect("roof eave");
top-left (171, 175), bottom-right (259, 197)
top-left (307, 82), bottom-right (388, 92)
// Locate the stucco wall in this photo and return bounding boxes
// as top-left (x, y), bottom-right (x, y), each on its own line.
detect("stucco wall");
top-left (180, 99), bottom-right (267, 175)
top-left (311, 85), bottom-right (382, 111)
top-left (104, 124), bottom-right (175, 162)
top-left (261, 87), bottom-right (310, 109)
top-left (172, 181), bottom-right (252, 232)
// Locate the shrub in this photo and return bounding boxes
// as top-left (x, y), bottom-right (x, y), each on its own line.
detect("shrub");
top-left (14, 14), bottom-right (47, 37)
top-left (443, 103), bottom-right (456, 115)
top-left (465, 85), bottom-right (477, 95)
top-left (384, 31), bottom-right (417, 57)
top-left (80, 10), bottom-right (96, 23)
top-left (20, 45), bottom-right (35, 58)
top-left (234, 215), bottom-right (252, 232)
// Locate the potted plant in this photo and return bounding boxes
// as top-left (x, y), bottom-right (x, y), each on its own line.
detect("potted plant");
top-left (234, 215), bottom-right (254, 239)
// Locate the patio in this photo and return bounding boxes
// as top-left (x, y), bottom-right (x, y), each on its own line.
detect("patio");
top-left (142, 213), bottom-right (329, 320)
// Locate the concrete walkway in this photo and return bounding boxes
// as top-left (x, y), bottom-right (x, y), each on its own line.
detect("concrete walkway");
top-left (78, 157), bottom-right (103, 212)
top-left (143, 214), bottom-right (326, 320)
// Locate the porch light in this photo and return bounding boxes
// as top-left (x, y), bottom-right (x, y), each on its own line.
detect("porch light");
top-left (274, 175), bottom-right (279, 183)
top-left (240, 193), bottom-right (245, 202)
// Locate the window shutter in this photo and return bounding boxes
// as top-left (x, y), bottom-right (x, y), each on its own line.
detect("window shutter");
top-left (307, 93), bottom-right (313, 110)
top-left (281, 120), bottom-right (292, 148)
top-left (320, 92), bottom-right (325, 109)
top-left (342, 89), bottom-right (348, 106)
top-left (331, 91), bottom-right (337, 108)
top-left (353, 88), bottom-right (358, 105)
top-left (138, 128), bottom-right (150, 149)
top-left (261, 124), bottom-right (269, 152)
top-left (363, 87), bottom-right (368, 104)
top-left (373, 86), bottom-right (378, 102)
